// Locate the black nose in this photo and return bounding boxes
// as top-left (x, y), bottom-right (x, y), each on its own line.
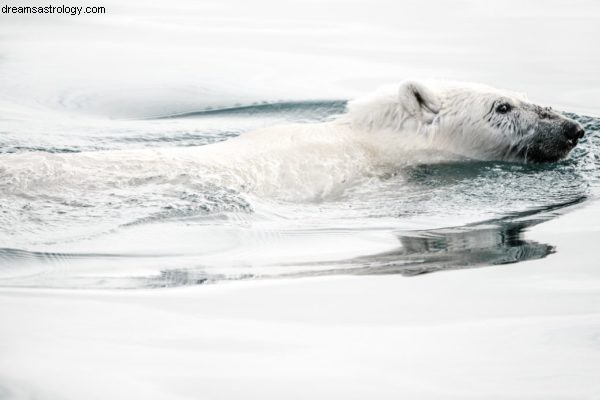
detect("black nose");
top-left (565, 122), bottom-right (585, 140)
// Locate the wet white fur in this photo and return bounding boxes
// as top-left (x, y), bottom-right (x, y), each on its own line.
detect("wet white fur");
top-left (0, 80), bottom-right (537, 201)
top-left (342, 80), bottom-right (531, 161)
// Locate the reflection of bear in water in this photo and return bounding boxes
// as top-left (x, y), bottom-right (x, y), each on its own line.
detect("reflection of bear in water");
top-left (285, 199), bottom-right (586, 279)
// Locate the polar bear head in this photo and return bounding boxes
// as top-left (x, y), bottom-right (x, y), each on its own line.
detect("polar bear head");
top-left (346, 80), bottom-right (585, 163)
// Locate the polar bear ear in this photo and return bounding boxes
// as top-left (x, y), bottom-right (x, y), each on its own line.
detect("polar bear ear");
top-left (398, 81), bottom-right (440, 122)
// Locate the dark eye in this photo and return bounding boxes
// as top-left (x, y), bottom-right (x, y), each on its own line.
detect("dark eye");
top-left (496, 103), bottom-right (512, 114)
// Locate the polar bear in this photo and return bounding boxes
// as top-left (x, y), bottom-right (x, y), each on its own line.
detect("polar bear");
top-left (208, 79), bottom-right (584, 173)
top-left (189, 79), bottom-right (585, 197)
top-left (0, 80), bottom-right (585, 202)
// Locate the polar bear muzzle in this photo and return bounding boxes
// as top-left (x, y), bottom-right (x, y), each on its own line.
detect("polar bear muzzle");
top-left (515, 106), bottom-right (585, 163)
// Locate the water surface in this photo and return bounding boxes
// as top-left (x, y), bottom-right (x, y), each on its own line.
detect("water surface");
top-left (0, 102), bottom-right (598, 289)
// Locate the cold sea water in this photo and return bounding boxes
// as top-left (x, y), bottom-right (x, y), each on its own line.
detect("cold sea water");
top-left (1, 0), bottom-right (598, 294)
top-left (2, 1), bottom-right (600, 398)
top-left (0, 101), bottom-right (598, 289)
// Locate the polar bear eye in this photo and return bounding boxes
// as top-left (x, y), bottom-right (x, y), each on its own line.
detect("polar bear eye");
top-left (496, 103), bottom-right (512, 114)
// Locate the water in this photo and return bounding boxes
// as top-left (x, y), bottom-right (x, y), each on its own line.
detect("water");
top-left (2, 1), bottom-right (600, 399)
top-left (0, 101), bottom-right (598, 289)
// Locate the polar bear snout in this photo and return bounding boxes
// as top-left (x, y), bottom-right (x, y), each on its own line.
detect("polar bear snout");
top-left (523, 115), bottom-right (584, 163)
top-left (563, 121), bottom-right (585, 147)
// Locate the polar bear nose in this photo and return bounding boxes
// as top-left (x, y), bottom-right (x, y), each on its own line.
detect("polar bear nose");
top-left (564, 122), bottom-right (585, 141)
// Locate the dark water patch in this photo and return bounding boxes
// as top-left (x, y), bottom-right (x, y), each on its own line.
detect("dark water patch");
top-left (0, 146), bottom-right (82, 154)
top-left (354, 157), bottom-right (591, 224)
top-left (0, 247), bottom-right (72, 267)
top-left (0, 247), bottom-right (162, 266)
top-left (0, 131), bottom-right (241, 154)
top-left (111, 129), bottom-right (241, 147)
top-left (152, 100), bottom-right (348, 122)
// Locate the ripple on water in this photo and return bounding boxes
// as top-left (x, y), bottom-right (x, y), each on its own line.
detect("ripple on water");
top-left (0, 103), bottom-right (598, 288)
